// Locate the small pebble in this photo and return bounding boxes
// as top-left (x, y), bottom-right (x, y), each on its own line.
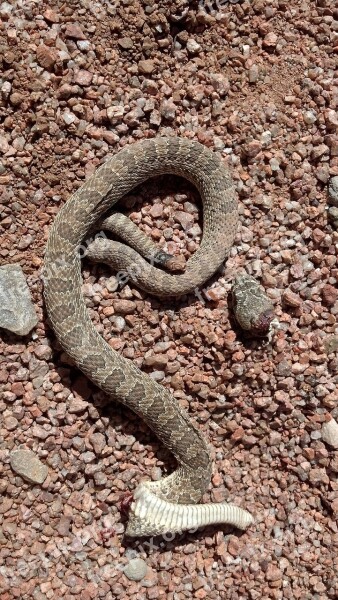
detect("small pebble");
top-left (138, 60), bottom-right (155, 75)
top-left (124, 558), bottom-right (148, 581)
top-left (186, 38), bottom-right (201, 54)
top-left (321, 419), bottom-right (338, 449)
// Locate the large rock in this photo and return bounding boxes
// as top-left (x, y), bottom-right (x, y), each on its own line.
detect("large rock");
top-left (328, 176), bottom-right (338, 207)
top-left (0, 264), bottom-right (38, 335)
top-left (10, 449), bottom-right (48, 484)
top-left (321, 418), bottom-right (338, 449)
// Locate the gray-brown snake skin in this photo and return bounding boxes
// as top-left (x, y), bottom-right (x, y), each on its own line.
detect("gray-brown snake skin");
top-left (43, 137), bottom-right (254, 536)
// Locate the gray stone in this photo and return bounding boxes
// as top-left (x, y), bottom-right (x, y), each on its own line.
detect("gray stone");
top-left (124, 557), bottom-right (148, 581)
top-left (328, 176), bottom-right (338, 207)
top-left (0, 264), bottom-right (38, 335)
top-left (324, 335), bottom-right (338, 354)
top-left (10, 449), bottom-right (48, 484)
top-left (249, 64), bottom-right (259, 83)
top-left (303, 110), bottom-right (317, 125)
top-left (186, 38), bottom-right (201, 54)
top-left (328, 206), bottom-right (338, 230)
top-left (63, 111), bottom-right (76, 125)
top-left (106, 276), bottom-right (119, 292)
top-left (107, 105), bottom-right (124, 124)
top-left (160, 100), bottom-right (176, 121)
top-left (321, 419), bottom-right (338, 449)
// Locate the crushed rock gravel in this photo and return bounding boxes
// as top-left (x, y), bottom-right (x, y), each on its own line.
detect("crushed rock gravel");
top-left (0, 0), bottom-right (338, 599)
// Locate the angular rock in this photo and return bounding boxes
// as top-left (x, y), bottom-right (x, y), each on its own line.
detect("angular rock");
top-left (74, 70), bottom-right (93, 86)
top-left (118, 37), bottom-right (133, 50)
top-left (44, 8), bottom-right (60, 23)
top-left (324, 335), bottom-right (338, 354)
top-left (89, 432), bottom-right (106, 454)
top-left (10, 449), bottom-right (48, 484)
top-left (4, 416), bottom-right (18, 431)
top-left (68, 397), bottom-right (89, 414)
top-left (328, 176), bottom-right (338, 206)
top-left (249, 64), bottom-right (259, 83)
top-left (243, 140), bottom-right (262, 158)
top-left (57, 516), bottom-right (72, 536)
top-left (36, 45), bottom-right (58, 70)
top-left (65, 23), bottom-right (86, 40)
top-left (186, 38), bottom-right (201, 54)
top-left (324, 109), bottom-right (338, 130)
top-left (107, 105), bottom-right (124, 124)
top-left (322, 418), bottom-right (338, 449)
top-left (322, 283), bottom-right (337, 306)
top-left (263, 32), bottom-right (278, 48)
top-left (138, 60), bottom-right (155, 75)
top-left (265, 563), bottom-right (282, 582)
top-left (160, 100), bottom-right (176, 121)
top-left (0, 264), bottom-right (38, 335)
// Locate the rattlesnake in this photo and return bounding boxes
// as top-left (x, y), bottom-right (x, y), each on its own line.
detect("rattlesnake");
top-left (43, 137), bottom-right (255, 537)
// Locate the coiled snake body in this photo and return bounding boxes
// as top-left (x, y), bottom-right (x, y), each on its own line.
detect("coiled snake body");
top-left (43, 137), bottom-right (254, 536)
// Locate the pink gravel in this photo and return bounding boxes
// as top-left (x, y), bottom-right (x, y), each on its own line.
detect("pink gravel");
top-left (0, 0), bottom-right (338, 599)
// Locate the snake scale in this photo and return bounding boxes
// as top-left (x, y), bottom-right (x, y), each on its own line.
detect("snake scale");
top-left (43, 137), bottom-right (254, 537)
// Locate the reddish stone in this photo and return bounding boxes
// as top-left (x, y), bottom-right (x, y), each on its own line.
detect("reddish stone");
top-left (36, 45), bottom-right (57, 70)
top-left (65, 23), bottom-right (86, 40)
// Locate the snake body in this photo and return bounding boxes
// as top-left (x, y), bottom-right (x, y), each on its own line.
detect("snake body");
top-left (43, 137), bottom-right (253, 536)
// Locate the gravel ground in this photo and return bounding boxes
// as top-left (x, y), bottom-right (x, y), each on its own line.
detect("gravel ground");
top-left (1, 0), bottom-right (338, 598)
